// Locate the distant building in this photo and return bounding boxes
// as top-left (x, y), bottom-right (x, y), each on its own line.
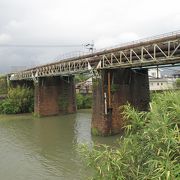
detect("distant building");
top-left (76, 77), bottom-right (92, 94)
top-left (149, 78), bottom-right (175, 91)
top-left (148, 68), bottom-right (175, 91)
top-left (148, 68), bottom-right (162, 78)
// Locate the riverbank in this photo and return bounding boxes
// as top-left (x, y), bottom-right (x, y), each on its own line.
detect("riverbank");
top-left (0, 109), bottom-right (92, 119)
top-left (0, 113), bottom-right (33, 121)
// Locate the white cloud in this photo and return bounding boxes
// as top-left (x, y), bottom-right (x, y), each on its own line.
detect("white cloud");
top-left (0, 0), bottom-right (180, 73)
top-left (5, 20), bottom-right (21, 30)
top-left (0, 33), bottom-right (11, 44)
top-left (95, 32), bottom-right (139, 49)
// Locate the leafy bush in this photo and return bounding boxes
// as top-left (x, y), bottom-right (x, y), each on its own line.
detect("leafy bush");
top-left (0, 99), bottom-right (19, 114)
top-left (79, 91), bottom-right (180, 179)
top-left (0, 75), bottom-right (7, 95)
top-left (0, 86), bottom-right (34, 114)
top-left (176, 78), bottom-right (180, 88)
top-left (76, 93), bottom-right (92, 109)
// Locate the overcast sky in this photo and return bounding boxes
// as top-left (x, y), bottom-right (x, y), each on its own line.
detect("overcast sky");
top-left (0, 0), bottom-right (180, 73)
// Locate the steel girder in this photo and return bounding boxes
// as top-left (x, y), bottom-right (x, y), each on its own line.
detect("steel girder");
top-left (99, 39), bottom-right (180, 69)
top-left (9, 32), bottom-right (180, 81)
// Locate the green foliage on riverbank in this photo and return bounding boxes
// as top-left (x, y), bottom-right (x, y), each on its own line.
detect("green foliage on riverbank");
top-left (0, 86), bottom-right (34, 114)
top-left (176, 78), bottom-right (180, 88)
top-left (76, 93), bottom-right (92, 109)
top-left (79, 91), bottom-right (180, 179)
top-left (0, 75), bottom-right (7, 95)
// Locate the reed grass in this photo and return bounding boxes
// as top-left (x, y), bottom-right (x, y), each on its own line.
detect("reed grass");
top-left (79, 91), bottom-right (180, 179)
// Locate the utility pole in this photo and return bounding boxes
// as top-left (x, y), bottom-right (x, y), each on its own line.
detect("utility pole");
top-left (84, 41), bottom-right (94, 53)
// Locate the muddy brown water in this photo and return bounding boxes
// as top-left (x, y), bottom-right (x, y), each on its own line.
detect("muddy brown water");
top-left (0, 109), bottom-right (120, 180)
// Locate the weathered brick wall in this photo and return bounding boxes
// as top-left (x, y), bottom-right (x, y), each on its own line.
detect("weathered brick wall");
top-left (34, 76), bottom-right (76, 116)
top-left (91, 74), bottom-right (109, 136)
top-left (129, 69), bottom-right (150, 111)
top-left (92, 69), bottom-right (150, 136)
top-left (58, 76), bottom-right (76, 114)
top-left (34, 78), bottom-right (60, 116)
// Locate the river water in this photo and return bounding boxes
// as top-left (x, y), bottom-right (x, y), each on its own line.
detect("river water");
top-left (0, 109), bottom-right (120, 180)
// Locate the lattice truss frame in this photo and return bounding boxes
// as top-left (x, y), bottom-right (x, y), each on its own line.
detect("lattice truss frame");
top-left (10, 59), bottom-right (92, 80)
top-left (99, 39), bottom-right (180, 69)
top-left (10, 38), bottom-right (180, 81)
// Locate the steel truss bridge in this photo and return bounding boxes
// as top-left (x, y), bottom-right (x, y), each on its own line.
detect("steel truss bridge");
top-left (10, 30), bottom-right (180, 81)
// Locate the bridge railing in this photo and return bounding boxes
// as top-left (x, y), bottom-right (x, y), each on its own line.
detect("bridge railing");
top-left (54, 51), bottom-right (90, 61)
top-left (94, 30), bottom-right (180, 52)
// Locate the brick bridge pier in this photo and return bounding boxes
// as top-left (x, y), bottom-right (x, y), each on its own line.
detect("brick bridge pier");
top-left (34, 76), bottom-right (76, 116)
top-left (92, 68), bottom-right (150, 135)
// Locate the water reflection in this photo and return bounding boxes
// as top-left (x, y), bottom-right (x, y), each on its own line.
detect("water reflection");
top-left (74, 109), bottom-right (92, 144)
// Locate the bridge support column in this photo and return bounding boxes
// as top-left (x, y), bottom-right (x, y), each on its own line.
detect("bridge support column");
top-left (92, 69), bottom-right (150, 136)
top-left (34, 76), bottom-right (76, 116)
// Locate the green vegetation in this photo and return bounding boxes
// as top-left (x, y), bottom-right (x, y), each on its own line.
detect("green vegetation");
top-left (111, 84), bottom-right (120, 93)
top-left (76, 93), bottom-right (92, 109)
top-left (75, 73), bottom-right (92, 109)
top-left (58, 94), bottom-right (69, 112)
top-left (79, 91), bottom-right (180, 179)
top-left (75, 74), bottom-right (87, 83)
top-left (175, 78), bottom-right (180, 88)
top-left (0, 75), bottom-right (7, 95)
top-left (92, 79), bottom-right (99, 89)
top-left (91, 127), bottom-right (100, 136)
top-left (0, 86), bottom-right (34, 114)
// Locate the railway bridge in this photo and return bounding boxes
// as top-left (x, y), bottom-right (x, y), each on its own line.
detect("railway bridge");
top-left (9, 31), bottom-right (180, 135)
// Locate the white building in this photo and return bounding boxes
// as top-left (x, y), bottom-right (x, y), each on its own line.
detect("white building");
top-left (148, 69), bottom-right (175, 91)
top-left (76, 77), bottom-right (92, 94)
top-left (148, 68), bottom-right (162, 78)
top-left (149, 78), bottom-right (175, 91)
